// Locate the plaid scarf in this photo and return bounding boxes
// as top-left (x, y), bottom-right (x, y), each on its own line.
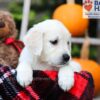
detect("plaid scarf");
top-left (0, 65), bottom-right (94, 100)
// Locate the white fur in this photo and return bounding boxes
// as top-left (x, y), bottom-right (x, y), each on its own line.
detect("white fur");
top-left (16, 19), bottom-right (81, 91)
top-left (58, 67), bottom-right (74, 91)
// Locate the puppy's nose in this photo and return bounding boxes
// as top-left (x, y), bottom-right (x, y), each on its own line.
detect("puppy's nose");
top-left (63, 54), bottom-right (70, 62)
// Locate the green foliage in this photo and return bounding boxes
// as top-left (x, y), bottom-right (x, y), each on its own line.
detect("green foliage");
top-left (8, 1), bottom-right (50, 29)
top-left (32, 11), bottom-right (50, 25)
top-left (89, 46), bottom-right (97, 60)
top-left (8, 2), bottom-right (23, 23)
top-left (72, 44), bottom-right (81, 57)
top-left (72, 44), bottom-right (97, 60)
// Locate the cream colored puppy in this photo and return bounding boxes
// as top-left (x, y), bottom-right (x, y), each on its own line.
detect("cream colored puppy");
top-left (16, 20), bottom-right (81, 91)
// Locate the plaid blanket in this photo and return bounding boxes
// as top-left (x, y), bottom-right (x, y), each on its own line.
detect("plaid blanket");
top-left (0, 65), bottom-right (94, 100)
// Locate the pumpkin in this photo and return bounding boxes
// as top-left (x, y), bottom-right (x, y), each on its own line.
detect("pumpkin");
top-left (73, 58), bottom-right (100, 96)
top-left (53, 4), bottom-right (89, 37)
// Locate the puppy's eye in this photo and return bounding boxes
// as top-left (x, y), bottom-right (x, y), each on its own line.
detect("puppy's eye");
top-left (50, 39), bottom-right (58, 45)
top-left (67, 41), bottom-right (70, 45)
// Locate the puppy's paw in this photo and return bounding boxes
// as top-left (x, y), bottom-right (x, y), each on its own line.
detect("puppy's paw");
top-left (16, 70), bottom-right (33, 87)
top-left (16, 63), bottom-right (33, 87)
top-left (58, 67), bottom-right (74, 91)
top-left (58, 76), bottom-right (74, 91)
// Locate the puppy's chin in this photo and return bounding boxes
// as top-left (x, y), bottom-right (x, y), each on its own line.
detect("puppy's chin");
top-left (59, 61), bottom-right (70, 66)
top-left (56, 62), bottom-right (70, 68)
top-left (39, 59), bottom-right (70, 69)
top-left (47, 61), bottom-right (70, 68)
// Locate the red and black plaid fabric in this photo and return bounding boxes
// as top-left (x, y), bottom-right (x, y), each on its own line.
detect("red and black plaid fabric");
top-left (0, 65), bottom-right (94, 100)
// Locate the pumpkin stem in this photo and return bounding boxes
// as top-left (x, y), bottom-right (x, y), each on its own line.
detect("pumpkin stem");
top-left (80, 30), bottom-right (90, 60)
top-left (67, 0), bottom-right (75, 4)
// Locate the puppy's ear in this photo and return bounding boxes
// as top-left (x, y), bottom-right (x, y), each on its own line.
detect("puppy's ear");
top-left (23, 27), bottom-right (43, 56)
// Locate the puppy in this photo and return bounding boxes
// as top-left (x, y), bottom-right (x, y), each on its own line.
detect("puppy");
top-left (16, 20), bottom-right (81, 91)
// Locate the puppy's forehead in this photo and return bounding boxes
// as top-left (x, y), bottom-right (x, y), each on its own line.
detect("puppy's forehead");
top-left (35, 19), bottom-right (71, 40)
top-left (43, 21), bottom-right (71, 40)
top-left (45, 29), bottom-right (68, 40)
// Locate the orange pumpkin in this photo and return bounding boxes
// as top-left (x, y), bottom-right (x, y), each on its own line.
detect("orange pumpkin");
top-left (73, 58), bottom-right (100, 96)
top-left (53, 4), bottom-right (89, 37)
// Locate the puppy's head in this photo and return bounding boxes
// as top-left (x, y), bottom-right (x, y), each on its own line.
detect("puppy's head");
top-left (23, 20), bottom-right (71, 67)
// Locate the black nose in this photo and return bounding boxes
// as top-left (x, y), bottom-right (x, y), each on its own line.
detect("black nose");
top-left (63, 54), bottom-right (70, 62)
top-left (0, 21), bottom-right (5, 28)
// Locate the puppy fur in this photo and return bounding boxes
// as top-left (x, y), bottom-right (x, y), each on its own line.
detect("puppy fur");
top-left (16, 20), bottom-right (81, 91)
